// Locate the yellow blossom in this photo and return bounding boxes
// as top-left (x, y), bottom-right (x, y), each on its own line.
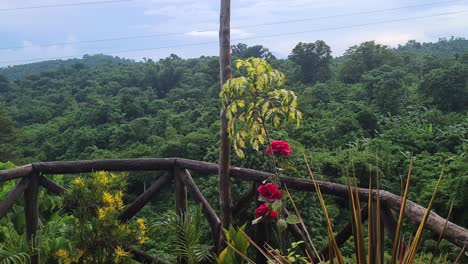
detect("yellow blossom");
top-left (54, 249), bottom-right (72, 264)
top-left (54, 249), bottom-right (69, 259)
top-left (71, 177), bottom-right (85, 187)
top-left (113, 245), bottom-right (131, 263)
top-left (136, 218), bottom-right (145, 227)
top-left (102, 192), bottom-right (114, 205)
top-left (97, 207), bottom-right (107, 219)
top-left (136, 218), bottom-right (148, 244)
top-left (71, 249), bottom-right (84, 262)
top-left (98, 171), bottom-right (109, 185)
top-left (114, 191), bottom-right (124, 210)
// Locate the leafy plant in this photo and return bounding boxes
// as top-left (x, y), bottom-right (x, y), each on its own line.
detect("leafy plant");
top-left (217, 224), bottom-right (250, 264)
top-left (220, 57), bottom-right (302, 158)
top-left (161, 206), bottom-right (213, 264)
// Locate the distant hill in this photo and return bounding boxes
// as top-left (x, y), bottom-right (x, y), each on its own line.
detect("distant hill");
top-left (0, 54), bottom-right (133, 80)
top-left (396, 37), bottom-right (468, 57)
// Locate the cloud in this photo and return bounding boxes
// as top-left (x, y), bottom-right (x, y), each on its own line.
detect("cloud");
top-left (2, 0), bottom-right (467, 65)
top-left (0, 36), bottom-right (80, 67)
top-left (185, 30), bottom-right (218, 37)
top-left (185, 29), bottom-right (252, 38)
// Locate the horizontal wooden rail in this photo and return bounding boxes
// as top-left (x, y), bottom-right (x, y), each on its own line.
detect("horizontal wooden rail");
top-left (0, 164), bottom-right (33, 182)
top-left (0, 157), bottom-right (466, 248)
top-left (32, 158), bottom-right (175, 174)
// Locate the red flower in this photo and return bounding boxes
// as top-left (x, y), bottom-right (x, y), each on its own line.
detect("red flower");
top-left (255, 203), bottom-right (278, 219)
top-left (258, 183), bottom-right (282, 202)
top-left (265, 140), bottom-right (292, 157)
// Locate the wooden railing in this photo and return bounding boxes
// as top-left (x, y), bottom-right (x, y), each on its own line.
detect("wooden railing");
top-left (1, 158), bottom-right (467, 263)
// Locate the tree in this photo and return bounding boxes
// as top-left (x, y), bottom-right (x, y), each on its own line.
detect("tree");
top-left (0, 104), bottom-right (16, 161)
top-left (420, 63), bottom-right (468, 112)
top-left (289, 41), bottom-right (332, 84)
top-left (339, 41), bottom-right (400, 83)
top-left (362, 65), bottom-right (406, 114)
top-left (231, 43), bottom-right (275, 60)
top-left (0, 75), bottom-right (9, 94)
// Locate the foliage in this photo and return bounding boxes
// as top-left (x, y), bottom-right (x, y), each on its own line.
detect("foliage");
top-left (0, 103), bottom-right (16, 161)
top-left (221, 58), bottom-right (302, 158)
top-left (55, 171), bottom-right (146, 263)
top-left (217, 224), bottom-right (250, 264)
top-left (289, 41), bottom-right (333, 84)
top-left (231, 44), bottom-right (276, 60)
top-left (419, 62), bottom-right (468, 112)
top-left (160, 207), bottom-right (213, 264)
top-left (0, 37), bottom-right (466, 262)
top-left (362, 65), bottom-right (407, 114)
top-left (339, 41), bottom-right (401, 83)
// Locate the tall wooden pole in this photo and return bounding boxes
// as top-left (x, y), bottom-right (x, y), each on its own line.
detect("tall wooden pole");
top-left (219, 0), bottom-right (233, 242)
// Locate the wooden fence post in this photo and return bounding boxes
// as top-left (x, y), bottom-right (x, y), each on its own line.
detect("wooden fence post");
top-left (24, 172), bottom-right (40, 264)
top-left (218, 0), bottom-right (233, 240)
top-left (174, 166), bottom-right (187, 264)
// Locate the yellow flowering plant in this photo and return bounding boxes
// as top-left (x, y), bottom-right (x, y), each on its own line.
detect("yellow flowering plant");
top-left (55, 171), bottom-right (148, 263)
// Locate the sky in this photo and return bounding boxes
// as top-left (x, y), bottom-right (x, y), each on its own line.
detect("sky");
top-left (0, 0), bottom-right (467, 67)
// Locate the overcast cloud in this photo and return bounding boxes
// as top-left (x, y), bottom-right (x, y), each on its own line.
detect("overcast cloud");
top-left (1, 0), bottom-right (467, 67)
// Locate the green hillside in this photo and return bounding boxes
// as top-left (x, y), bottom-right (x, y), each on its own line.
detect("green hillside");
top-left (0, 37), bottom-right (466, 261)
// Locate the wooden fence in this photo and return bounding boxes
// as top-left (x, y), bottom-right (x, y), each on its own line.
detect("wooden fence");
top-left (0, 158), bottom-right (467, 263)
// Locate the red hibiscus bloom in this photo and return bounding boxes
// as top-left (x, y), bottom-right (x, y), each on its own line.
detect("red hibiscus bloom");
top-left (255, 203), bottom-right (278, 219)
top-left (258, 183), bottom-right (282, 202)
top-left (265, 140), bottom-right (292, 157)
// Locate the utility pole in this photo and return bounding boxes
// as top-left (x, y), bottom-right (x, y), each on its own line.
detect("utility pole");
top-left (218, 0), bottom-right (232, 246)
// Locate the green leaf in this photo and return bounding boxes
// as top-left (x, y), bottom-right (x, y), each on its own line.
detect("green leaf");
top-left (271, 200), bottom-right (282, 213)
top-left (279, 161), bottom-right (298, 172)
top-left (273, 115), bottom-right (280, 127)
top-left (286, 215), bottom-right (301, 225)
top-left (277, 219), bottom-right (287, 232)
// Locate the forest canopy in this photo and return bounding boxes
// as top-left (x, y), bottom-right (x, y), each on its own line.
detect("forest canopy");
top-left (0, 37), bottom-right (467, 261)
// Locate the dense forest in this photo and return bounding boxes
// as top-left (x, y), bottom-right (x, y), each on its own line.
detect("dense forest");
top-left (0, 37), bottom-right (467, 262)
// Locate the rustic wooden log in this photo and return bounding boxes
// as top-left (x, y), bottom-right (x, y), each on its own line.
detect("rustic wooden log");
top-left (175, 158), bottom-right (468, 248)
top-left (126, 245), bottom-right (170, 264)
top-left (12, 157), bottom-right (466, 248)
top-left (219, 0), bottom-right (233, 235)
top-left (318, 204), bottom-right (369, 262)
top-left (32, 158), bottom-right (175, 174)
top-left (174, 166), bottom-right (187, 216)
top-left (24, 172), bottom-right (40, 264)
top-left (174, 166), bottom-right (187, 264)
top-left (181, 169), bottom-right (222, 253)
top-left (232, 182), bottom-right (256, 218)
top-left (38, 175), bottom-right (66, 195)
top-left (119, 173), bottom-right (171, 222)
top-left (0, 164), bottom-right (33, 182)
top-left (0, 177), bottom-right (30, 219)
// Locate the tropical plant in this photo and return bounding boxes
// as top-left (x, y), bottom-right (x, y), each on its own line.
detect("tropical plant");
top-left (217, 224), bottom-right (250, 264)
top-left (161, 206), bottom-right (213, 264)
top-left (54, 171), bottom-right (147, 263)
top-left (220, 57), bottom-right (302, 158)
